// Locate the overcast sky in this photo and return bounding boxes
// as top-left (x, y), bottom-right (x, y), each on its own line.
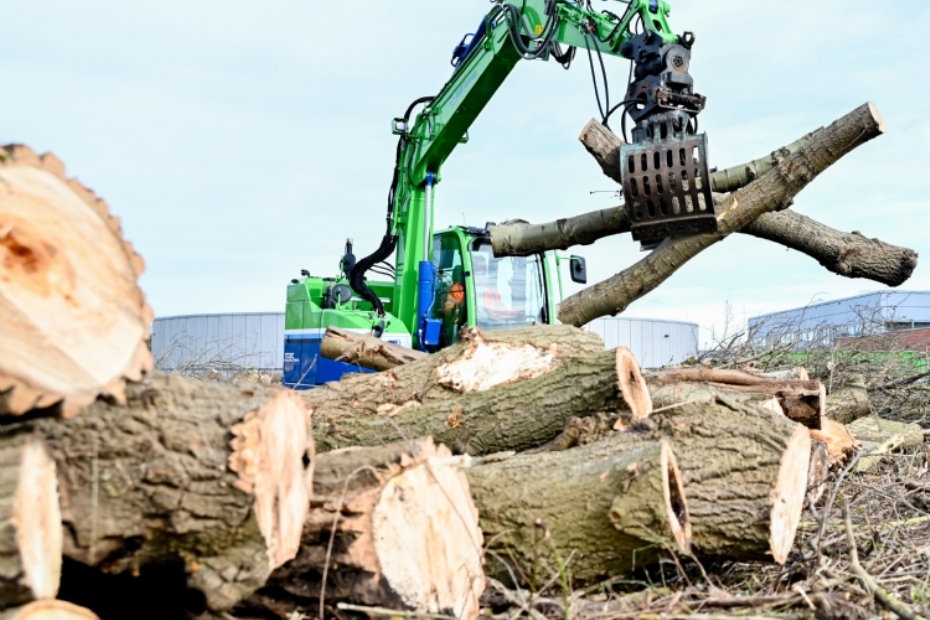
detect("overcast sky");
top-left (3, 1), bottom-right (928, 344)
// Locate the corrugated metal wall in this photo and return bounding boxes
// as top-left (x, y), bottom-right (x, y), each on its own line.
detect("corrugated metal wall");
top-left (584, 317), bottom-right (699, 368)
top-left (151, 312), bottom-right (698, 372)
top-left (151, 312), bottom-right (284, 372)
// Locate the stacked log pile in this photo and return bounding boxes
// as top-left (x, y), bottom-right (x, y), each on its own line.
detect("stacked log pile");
top-left (0, 100), bottom-right (912, 620)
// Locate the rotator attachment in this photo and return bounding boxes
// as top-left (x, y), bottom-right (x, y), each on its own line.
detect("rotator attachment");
top-left (619, 29), bottom-right (717, 247)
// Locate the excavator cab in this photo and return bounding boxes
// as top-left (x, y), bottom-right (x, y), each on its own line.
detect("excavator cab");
top-left (431, 228), bottom-right (553, 347)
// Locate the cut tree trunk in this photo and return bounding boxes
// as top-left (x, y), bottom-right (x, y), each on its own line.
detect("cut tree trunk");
top-left (0, 432), bottom-right (61, 609)
top-left (312, 347), bottom-right (651, 455)
top-left (824, 387), bottom-right (871, 425)
top-left (15, 371), bottom-right (311, 612)
top-left (0, 601), bottom-right (99, 620)
top-left (467, 439), bottom-right (689, 585)
top-left (592, 397), bottom-right (811, 563)
top-left (490, 111), bottom-right (915, 290)
top-left (240, 437), bottom-right (484, 620)
top-left (0, 144), bottom-right (153, 418)
top-left (559, 103), bottom-right (887, 326)
top-left (646, 368), bottom-right (825, 429)
top-left (304, 325), bottom-right (604, 422)
top-left (320, 327), bottom-right (426, 371)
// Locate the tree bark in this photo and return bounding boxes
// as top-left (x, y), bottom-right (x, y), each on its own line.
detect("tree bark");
top-left (558, 103), bottom-right (886, 326)
top-left (312, 347), bottom-right (651, 455)
top-left (320, 327), bottom-right (426, 371)
top-left (0, 601), bottom-right (99, 620)
top-left (468, 439), bottom-right (689, 585)
top-left (824, 386), bottom-right (871, 425)
top-left (304, 325), bottom-right (604, 422)
top-left (602, 398), bottom-right (811, 563)
top-left (14, 371), bottom-right (311, 612)
top-left (0, 433), bottom-right (61, 609)
top-left (241, 437), bottom-right (484, 620)
top-left (646, 368), bottom-right (825, 429)
top-left (491, 112), bottom-right (915, 289)
top-left (0, 144), bottom-right (153, 418)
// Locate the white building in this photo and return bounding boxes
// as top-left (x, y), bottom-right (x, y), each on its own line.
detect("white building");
top-left (150, 312), bottom-right (285, 373)
top-left (151, 312), bottom-right (698, 372)
top-left (584, 317), bottom-right (699, 367)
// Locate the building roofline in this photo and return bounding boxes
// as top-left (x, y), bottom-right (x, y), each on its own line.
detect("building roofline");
top-left (748, 290), bottom-right (930, 323)
top-left (587, 316), bottom-right (699, 328)
top-left (153, 312), bottom-right (284, 321)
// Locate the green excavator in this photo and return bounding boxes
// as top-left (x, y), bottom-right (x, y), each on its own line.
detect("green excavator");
top-left (284, 0), bottom-right (715, 389)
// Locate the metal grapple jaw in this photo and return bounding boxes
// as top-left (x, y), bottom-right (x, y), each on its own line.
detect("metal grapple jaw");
top-left (619, 29), bottom-right (718, 248)
top-left (621, 125), bottom-right (716, 246)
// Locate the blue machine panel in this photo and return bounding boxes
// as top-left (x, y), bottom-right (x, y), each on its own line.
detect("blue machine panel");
top-left (283, 332), bottom-right (374, 389)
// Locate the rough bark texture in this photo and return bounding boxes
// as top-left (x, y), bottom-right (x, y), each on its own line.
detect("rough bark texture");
top-left (742, 211), bottom-right (917, 287)
top-left (304, 325), bottom-right (604, 423)
top-left (241, 437), bottom-right (484, 620)
top-left (574, 120), bottom-right (915, 288)
top-left (10, 372), bottom-right (311, 612)
top-left (616, 398), bottom-right (811, 563)
top-left (559, 103), bottom-right (887, 326)
top-left (825, 386), bottom-right (871, 425)
top-left (0, 432), bottom-right (61, 609)
top-left (0, 144), bottom-right (153, 418)
top-left (0, 601), bottom-right (99, 620)
top-left (468, 440), bottom-right (689, 584)
top-left (320, 327), bottom-right (426, 371)
top-left (646, 368), bottom-right (824, 429)
top-left (312, 347), bottom-right (651, 455)
top-left (494, 118), bottom-right (915, 288)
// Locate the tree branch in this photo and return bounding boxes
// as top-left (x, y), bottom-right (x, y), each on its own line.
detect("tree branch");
top-left (557, 102), bottom-right (886, 326)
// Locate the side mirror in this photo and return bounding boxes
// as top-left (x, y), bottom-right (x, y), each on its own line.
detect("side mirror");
top-left (569, 255), bottom-right (587, 284)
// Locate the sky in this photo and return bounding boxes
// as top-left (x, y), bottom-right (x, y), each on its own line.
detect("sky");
top-left (3, 0), bottom-right (929, 345)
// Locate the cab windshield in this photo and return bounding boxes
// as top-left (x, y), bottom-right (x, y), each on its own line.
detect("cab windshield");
top-left (470, 242), bottom-right (548, 330)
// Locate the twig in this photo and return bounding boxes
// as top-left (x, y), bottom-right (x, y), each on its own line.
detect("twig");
top-left (842, 497), bottom-right (926, 620)
top-left (814, 449), bottom-right (863, 570)
top-left (335, 603), bottom-right (458, 619)
top-left (873, 370), bottom-right (930, 391)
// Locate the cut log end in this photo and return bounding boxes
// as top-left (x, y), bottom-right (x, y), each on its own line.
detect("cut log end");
top-left (0, 601), bottom-right (100, 620)
top-left (0, 144), bottom-right (153, 418)
top-left (867, 101), bottom-right (886, 133)
top-left (661, 440), bottom-right (691, 552)
top-left (1, 434), bottom-right (62, 607)
top-left (768, 424), bottom-right (811, 564)
top-left (227, 389), bottom-right (310, 571)
top-left (615, 347), bottom-right (652, 421)
top-left (372, 444), bottom-right (484, 620)
top-left (13, 438), bottom-right (62, 601)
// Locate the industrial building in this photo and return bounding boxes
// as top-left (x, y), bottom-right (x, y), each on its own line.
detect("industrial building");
top-left (150, 312), bottom-right (285, 374)
top-left (748, 291), bottom-right (930, 348)
top-left (583, 317), bottom-right (698, 367)
top-left (150, 312), bottom-right (699, 373)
